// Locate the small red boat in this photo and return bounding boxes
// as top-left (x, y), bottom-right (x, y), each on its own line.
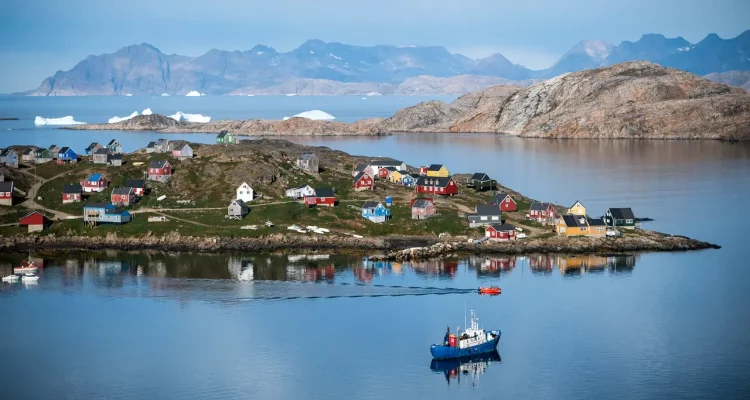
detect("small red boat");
top-left (478, 286), bottom-right (501, 295)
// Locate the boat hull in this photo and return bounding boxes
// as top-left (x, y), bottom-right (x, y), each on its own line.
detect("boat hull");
top-left (14, 267), bottom-right (38, 274)
top-left (430, 350), bottom-right (501, 372)
top-left (430, 331), bottom-right (501, 360)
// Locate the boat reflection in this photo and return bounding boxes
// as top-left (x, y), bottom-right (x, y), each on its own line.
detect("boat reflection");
top-left (430, 351), bottom-right (501, 387)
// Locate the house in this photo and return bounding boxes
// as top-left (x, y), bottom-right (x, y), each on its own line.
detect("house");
top-left (418, 166), bottom-right (428, 176)
top-left (556, 214), bottom-right (590, 236)
top-left (109, 154), bottom-right (123, 167)
top-left (529, 201), bottom-right (557, 224)
top-left (588, 217), bottom-right (607, 238)
top-left (148, 159), bottom-right (172, 182)
top-left (34, 148), bottom-right (53, 164)
top-left (85, 142), bottom-right (102, 155)
top-left (81, 173), bottom-right (108, 193)
top-left (604, 208), bottom-right (636, 229)
top-left (352, 163), bottom-right (370, 177)
top-left (369, 160), bottom-right (407, 173)
top-left (426, 164), bottom-right (449, 177)
top-left (491, 192), bottom-right (517, 212)
top-left (0, 181), bottom-right (13, 206)
top-left (172, 143), bottom-right (194, 160)
top-left (411, 198), bottom-right (436, 220)
top-left (286, 184), bottom-right (315, 199)
top-left (0, 149), bottom-right (18, 168)
top-left (361, 201), bottom-right (391, 223)
top-left (353, 172), bottom-right (374, 191)
top-left (227, 199), bottom-right (249, 219)
top-left (485, 223), bottom-right (517, 241)
top-left (377, 166), bottom-right (395, 180)
top-left (83, 203), bottom-right (131, 225)
top-left (468, 204), bottom-right (503, 228)
top-left (57, 147), bottom-right (78, 164)
top-left (304, 187), bottom-right (335, 207)
top-left (146, 142), bottom-right (157, 153)
top-left (111, 187), bottom-right (136, 206)
top-left (107, 139), bottom-right (123, 154)
top-left (19, 211), bottom-right (47, 233)
top-left (388, 170), bottom-right (407, 184)
top-left (568, 201), bottom-right (586, 216)
top-left (155, 138), bottom-right (170, 153)
top-left (415, 176), bottom-right (458, 196)
top-left (401, 173), bottom-right (419, 187)
top-left (93, 148), bottom-right (111, 164)
top-left (125, 180), bottom-right (146, 196)
top-left (216, 131), bottom-right (237, 145)
top-left (21, 148), bottom-right (35, 162)
top-left (468, 173), bottom-right (495, 191)
top-left (62, 183), bottom-right (83, 203)
top-left (48, 145), bottom-right (60, 159)
top-left (235, 182), bottom-right (255, 202)
top-left (296, 153), bottom-right (319, 173)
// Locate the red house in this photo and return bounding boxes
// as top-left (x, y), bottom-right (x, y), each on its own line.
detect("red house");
top-left (125, 179), bottom-right (146, 196)
top-left (418, 166), bottom-right (428, 176)
top-left (485, 223), bottom-right (516, 241)
top-left (111, 187), bottom-right (136, 206)
top-left (352, 172), bottom-right (374, 192)
top-left (0, 181), bottom-right (13, 206)
top-left (492, 192), bottom-right (517, 212)
top-left (19, 210), bottom-right (47, 232)
top-left (529, 201), bottom-right (556, 223)
top-left (62, 183), bottom-right (82, 203)
top-left (415, 176), bottom-right (458, 196)
top-left (81, 173), bottom-right (107, 193)
top-left (304, 187), bottom-right (335, 207)
top-left (148, 159), bottom-right (172, 182)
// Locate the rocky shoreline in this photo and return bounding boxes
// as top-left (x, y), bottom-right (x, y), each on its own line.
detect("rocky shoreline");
top-left (0, 230), bottom-right (720, 259)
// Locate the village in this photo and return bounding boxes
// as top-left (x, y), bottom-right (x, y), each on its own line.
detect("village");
top-left (1, 134), bottom-right (642, 249)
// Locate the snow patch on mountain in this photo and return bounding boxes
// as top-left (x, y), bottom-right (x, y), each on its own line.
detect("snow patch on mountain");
top-left (142, 108), bottom-right (153, 115)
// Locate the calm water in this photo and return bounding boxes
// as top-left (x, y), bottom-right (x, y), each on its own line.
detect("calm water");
top-left (2, 96), bottom-right (750, 399)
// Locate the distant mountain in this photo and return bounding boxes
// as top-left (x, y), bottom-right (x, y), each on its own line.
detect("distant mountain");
top-left (23, 30), bottom-right (750, 95)
top-left (705, 71), bottom-right (750, 91)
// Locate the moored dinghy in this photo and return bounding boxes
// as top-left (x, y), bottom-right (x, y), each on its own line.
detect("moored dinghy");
top-left (2, 275), bottom-right (20, 282)
top-left (21, 273), bottom-right (39, 282)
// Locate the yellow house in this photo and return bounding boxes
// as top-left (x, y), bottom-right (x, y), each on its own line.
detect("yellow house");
top-left (389, 170), bottom-right (406, 183)
top-left (556, 214), bottom-right (590, 236)
top-left (426, 164), bottom-right (449, 177)
top-left (568, 201), bottom-right (586, 216)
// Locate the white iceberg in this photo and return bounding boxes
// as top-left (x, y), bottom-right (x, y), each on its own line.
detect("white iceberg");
top-left (108, 111), bottom-right (139, 124)
top-left (34, 116), bottom-right (85, 126)
top-left (125, 93), bottom-right (133, 97)
top-left (161, 93), bottom-right (170, 97)
top-left (168, 111), bottom-right (211, 123)
top-left (366, 91), bottom-right (383, 96)
top-left (185, 91), bottom-right (202, 97)
top-left (247, 94), bottom-right (255, 97)
top-left (142, 108), bottom-right (153, 115)
top-left (285, 93), bottom-right (298, 97)
top-left (283, 110), bottom-right (335, 121)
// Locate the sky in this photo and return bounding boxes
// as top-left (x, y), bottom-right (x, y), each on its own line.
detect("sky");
top-left (0, 0), bottom-right (748, 93)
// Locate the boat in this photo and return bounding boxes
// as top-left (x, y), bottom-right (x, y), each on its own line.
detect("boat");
top-left (2, 275), bottom-right (19, 282)
top-left (21, 273), bottom-right (39, 282)
top-left (430, 311), bottom-right (501, 360)
top-left (478, 286), bottom-right (501, 295)
top-left (13, 257), bottom-right (38, 274)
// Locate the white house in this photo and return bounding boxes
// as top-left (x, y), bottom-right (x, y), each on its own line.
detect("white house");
top-left (285, 184), bottom-right (315, 199)
top-left (236, 182), bottom-right (254, 202)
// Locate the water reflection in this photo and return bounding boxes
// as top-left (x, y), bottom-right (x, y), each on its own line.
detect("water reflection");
top-left (430, 351), bottom-right (502, 388)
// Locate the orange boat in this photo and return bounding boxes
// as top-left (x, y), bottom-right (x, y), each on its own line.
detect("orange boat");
top-left (478, 286), bottom-right (501, 295)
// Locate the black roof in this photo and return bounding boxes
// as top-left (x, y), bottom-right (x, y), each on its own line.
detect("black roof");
top-left (86, 142), bottom-right (100, 149)
top-left (475, 204), bottom-right (502, 216)
top-left (470, 173), bottom-right (491, 181)
top-left (608, 208), bottom-right (635, 220)
top-left (0, 181), bottom-right (13, 192)
top-left (383, 166), bottom-right (398, 172)
top-left (588, 217), bottom-right (606, 227)
top-left (562, 214), bottom-right (588, 227)
top-left (412, 198), bottom-right (433, 209)
top-left (408, 173), bottom-right (421, 179)
top-left (146, 141), bottom-right (156, 148)
top-left (112, 187), bottom-right (132, 195)
top-left (488, 223), bottom-right (515, 232)
top-left (107, 139), bottom-right (119, 146)
top-left (362, 201), bottom-right (381, 209)
top-left (427, 164), bottom-right (444, 171)
top-left (530, 201), bottom-right (552, 211)
top-left (62, 183), bottom-right (82, 193)
top-left (59, 146), bottom-right (72, 153)
top-left (149, 159), bottom-right (169, 168)
top-left (217, 131), bottom-right (229, 138)
top-left (353, 171), bottom-right (370, 183)
top-left (94, 148), bottom-right (110, 155)
top-left (125, 179), bottom-right (145, 188)
top-left (373, 159), bottom-right (402, 166)
top-left (416, 176), bottom-right (453, 187)
top-left (314, 187), bottom-right (335, 198)
top-left (354, 163), bottom-right (368, 171)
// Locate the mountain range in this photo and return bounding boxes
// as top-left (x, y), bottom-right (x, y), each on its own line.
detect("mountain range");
top-left (23, 30), bottom-right (750, 96)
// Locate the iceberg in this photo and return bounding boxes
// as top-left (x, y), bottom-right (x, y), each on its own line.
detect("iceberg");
top-left (34, 116), bottom-right (85, 126)
top-left (161, 93), bottom-right (170, 97)
top-left (125, 93), bottom-right (133, 97)
top-left (285, 93), bottom-right (298, 97)
top-left (168, 111), bottom-right (211, 123)
top-left (108, 111), bottom-right (139, 124)
top-left (247, 94), bottom-right (255, 97)
top-left (366, 91), bottom-right (383, 96)
top-left (283, 110), bottom-right (336, 121)
top-left (185, 91), bottom-right (202, 97)
top-left (142, 108), bottom-right (153, 115)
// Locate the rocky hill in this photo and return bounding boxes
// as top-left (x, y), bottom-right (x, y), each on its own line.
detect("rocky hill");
top-left (705, 71), bottom-right (750, 91)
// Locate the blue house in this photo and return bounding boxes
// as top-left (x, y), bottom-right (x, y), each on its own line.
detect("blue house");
top-left (0, 149), bottom-right (19, 168)
top-left (361, 201), bottom-right (391, 223)
top-left (57, 147), bottom-right (78, 164)
top-left (83, 203), bottom-right (131, 225)
top-left (85, 142), bottom-right (102, 155)
top-left (401, 173), bottom-right (419, 187)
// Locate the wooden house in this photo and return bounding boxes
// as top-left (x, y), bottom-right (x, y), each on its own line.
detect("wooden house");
top-left (568, 201), bottom-right (586, 216)
top-left (529, 201), bottom-right (556, 224)
top-left (216, 131), bottom-right (237, 145)
top-left (227, 199), bottom-right (249, 219)
top-left (62, 183), bottom-right (82, 203)
top-left (155, 139), bottom-right (170, 153)
top-left (388, 170), bottom-right (407, 184)
top-left (296, 153), bottom-right (319, 173)
top-left (418, 166), bottom-right (428, 176)
top-left (107, 139), bottom-right (123, 154)
top-left (21, 148), bottom-right (35, 162)
top-left (109, 154), bottom-right (123, 167)
top-left (426, 164), bottom-right (449, 177)
top-left (57, 147), bottom-right (78, 164)
top-left (93, 148), bottom-right (111, 164)
top-left (146, 142), bottom-right (157, 153)
top-left (125, 179), bottom-right (146, 196)
top-left (485, 223), bottom-right (516, 241)
top-left (286, 184), bottom-right (315, 199)
top-left (401, 173), bottom-right (419, 187)
top-left (415, 176), bottom-right (457, 196)
top-left (361, 201), bottom-right (391, 223)
top-left (352, 163), bottom-right (369, 177)
top-left (83, 203), bottom-right (131, 225)
top-left (48, 145), bottom-right (60, 159)
top-left (468, 204), bottom-right (503, 227)
top-left (411, 198), bottom-right (436, 220)
top-left (85, 142), bottom-right (102, 155)
top-left (0, 181), bottom-right (13, 206)
top-left (604, 208), bottom-right (636, 229)
top-left (588, 217), bottom-right (607, 237)
top-left (82, 173), bottom-right (108, 193)
top-left (304, 187), bottom-right (335, 207)
top-left (236, 182), bottom-right (254, 202)
top-left (377, 167), bottom-right (392, 180)
top-left (111, 187), bottom-right (136, 206)
top-left (468, 173), bottom-right (495, 191)
top-left (34, 148), bottom-right (53, 164)
top-left (148, 159), bottom-right (172, 182)
top-left (172, 143), bottom-right (193, 160)
top-left (556, 214), bottom-right (590, 236)
top-left (19, 211), bottom-right (47, 232)
top-left (491, 192), bottom-right (517, 212)
top-left (369, 160), bottom-right (406, 174)
top-left (353, 172), bottom-right (374, 191)
top-left (0, 149), bottom-right (18, 168)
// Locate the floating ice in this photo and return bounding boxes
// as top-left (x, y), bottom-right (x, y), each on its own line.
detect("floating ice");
top-left (168, 111), bottom-right (211, 123)
top-left (185, 91), bottom-right (202, 97)
top-left (247, 94), bottom-right (255, 97)
top-left (286, 93), bottom-right (298, 97)
top-left (142, 108), bottom-right (153, 115)
top-left (366, 91), bottom-right (382, 96)
top-left (125, 94), bottom-right (133, 97)
top-left (34, 116), bottom-right (85, 126)
top-left (161, 93), bottom-right (170, 97)
top-left (283, 110), bottom-right (335, 121)
top-left (108, 111), bottom-right (139, 124)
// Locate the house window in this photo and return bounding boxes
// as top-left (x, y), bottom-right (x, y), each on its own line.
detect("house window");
top-left (480, 216), bottom-right (487, 221)
top-left (492, 216), bottom-right (499, 220)
top-left (626, 219), bottom-right (633, 223)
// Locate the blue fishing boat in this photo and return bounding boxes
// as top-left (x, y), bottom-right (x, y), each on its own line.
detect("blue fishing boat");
top-left (430, 310), bottom-right (501, 360)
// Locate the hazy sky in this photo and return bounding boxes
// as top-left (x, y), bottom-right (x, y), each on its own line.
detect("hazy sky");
top-left (0, 0), bottom-right (748, 92)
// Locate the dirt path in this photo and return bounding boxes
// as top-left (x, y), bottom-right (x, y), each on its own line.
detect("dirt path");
top-left (148, 211), bottom-right (213, 227)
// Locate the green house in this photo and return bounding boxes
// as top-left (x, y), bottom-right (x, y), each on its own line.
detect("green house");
top-left (604, 208), bottom-right (636, 229)
top-left (216, 131), bottom-right (236, 144)
top-left (35, 148), bottom-right (53, 163)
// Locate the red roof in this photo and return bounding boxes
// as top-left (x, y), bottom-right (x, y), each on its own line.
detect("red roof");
top-left (19, 210), bottom-right (46, 226)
